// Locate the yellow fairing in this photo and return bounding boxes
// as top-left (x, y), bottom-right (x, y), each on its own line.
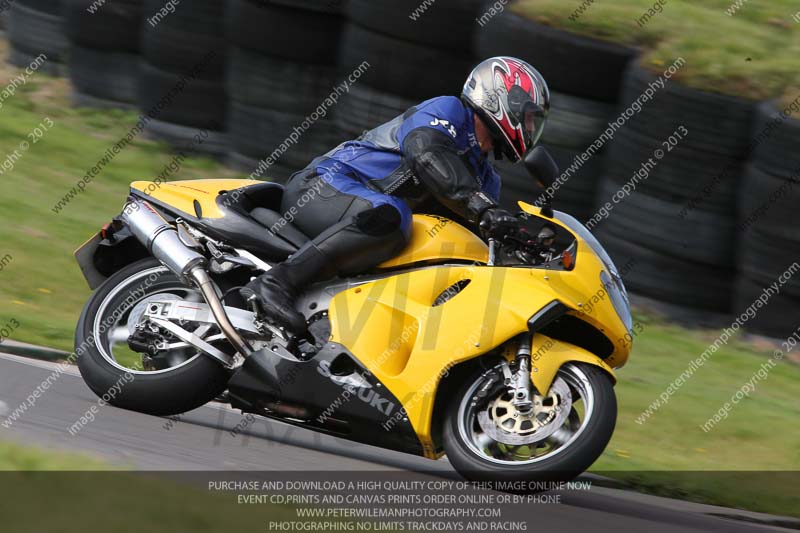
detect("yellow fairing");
top-left (517, 201), bottom-right (631, 370)
top-left (329, 265), bottom-right (625, 456)
top-left (330, 204), bottom-right (631, 457)
top-left (329, 265), bottom-right (535, 456)
top-left (130, 179), bottom-right (258, 219)
top-left (379, 215), bottom-right (489, 268)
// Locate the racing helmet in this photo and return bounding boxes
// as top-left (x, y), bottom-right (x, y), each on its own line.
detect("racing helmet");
top-left (462, 57), bottom-right (551, 162)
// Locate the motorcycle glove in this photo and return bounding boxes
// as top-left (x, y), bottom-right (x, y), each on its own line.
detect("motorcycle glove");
top-left (480, 207), bottom-right (519, 240)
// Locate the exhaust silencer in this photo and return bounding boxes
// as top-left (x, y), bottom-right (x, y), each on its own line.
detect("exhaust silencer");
top-left (121, 198), bottom-right (253, 358)
top-left (121, 199), bottom-right (206, 281)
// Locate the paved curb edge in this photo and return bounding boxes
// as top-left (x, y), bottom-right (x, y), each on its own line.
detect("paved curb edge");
top-left (0, 341), bottom-right (71, 363)
top-left (1, 346), bottom-right (798, 529)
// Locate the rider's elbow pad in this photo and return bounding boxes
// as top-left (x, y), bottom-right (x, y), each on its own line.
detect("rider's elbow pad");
top-left (402, 128), bottom-right (487, 220)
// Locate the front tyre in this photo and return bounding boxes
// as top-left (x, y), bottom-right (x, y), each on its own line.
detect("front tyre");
top-left (443, 363), bottom-right (616, 483)
top-left (75, 258), bottom-right (230, 416)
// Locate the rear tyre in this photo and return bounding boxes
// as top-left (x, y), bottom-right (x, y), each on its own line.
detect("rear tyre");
top-left (75, 258), bottom-right (230, 416)
top-left (444, 363), bottom-right (616, 483)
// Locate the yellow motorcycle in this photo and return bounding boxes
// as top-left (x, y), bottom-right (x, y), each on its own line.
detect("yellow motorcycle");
top-left (74, 147), bottom-right (632, 482)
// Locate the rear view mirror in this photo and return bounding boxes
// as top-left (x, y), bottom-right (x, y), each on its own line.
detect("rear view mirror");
top-left (524, 146), bottom-right (559, 217)
top-left (524, 146), bottom-right (559, 190)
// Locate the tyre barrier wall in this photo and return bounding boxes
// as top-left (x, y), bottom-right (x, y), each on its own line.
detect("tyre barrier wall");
top-left (225, 0), bottom-right (346, 182)
top-left (477, 9), bottom-right (636, 103)
top-left (331, 0), bottom-right (482, 183)
top-left (476, 7), bottom-right (795, 334)
top-left (1, 1), bottom-right (796, 335)
top-left (138, 0), bottom-right (227, 155)
top-left (63, 0), bottom-right (143, 108)
top-left (347, 0), bottom-right (481, 53)
top-left (477, 8), bottom-right (631, 219)
top-left (494, 92), bottom-right (615, 219)
top-left (597, 64), bottom-right (756, 313)
top-left (734, 101), bottom-right (800, 338)
top-left (7, 0), bottom-right (68, 75)
top-left (338, 15), bottom-right (476, 101)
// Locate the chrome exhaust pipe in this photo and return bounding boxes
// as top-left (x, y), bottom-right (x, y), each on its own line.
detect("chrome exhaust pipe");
top-left (122, 199), bottom-right (252, 358)
top-left (187, 267), bottom-right (252, 357)
top-left (121, 199), bottom-right (206, 281)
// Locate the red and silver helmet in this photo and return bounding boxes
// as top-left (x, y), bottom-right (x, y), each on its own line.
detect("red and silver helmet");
top-left (462, 57), bottom-right (550, 162)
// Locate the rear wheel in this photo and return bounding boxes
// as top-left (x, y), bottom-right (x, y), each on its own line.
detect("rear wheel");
top-left (443, 363), bottom-right (616, 483)
top-left (75, 258), bottom-right (230, 416)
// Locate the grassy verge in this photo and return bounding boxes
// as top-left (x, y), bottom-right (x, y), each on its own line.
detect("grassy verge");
top-left (593, 309), bottom-right (800, 517)
top-left (0, 440), bottom-right (361, 532)
top-left (513, 0), bottom-right (800, 103)
top-left (0, 41), bottom-right (797, 517)
top-left (0, 40), bottom-right (248, 349)
top-left (0, 439), bottom-right (108, 470)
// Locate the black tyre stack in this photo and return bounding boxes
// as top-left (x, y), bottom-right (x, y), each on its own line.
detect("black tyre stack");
top-left (335, 1), bottom-right (480, 143)
top-left (7, 0), bottom-right (68, 75)
top-left (63, 0), bottom-right (143, 108)
top-left (596, 65), bottom-right (756, 312)
top-left (138, 0), bottom-right (227, 155)
top-left (477, 10), bottom-right (634, 217)
top-left (734, 101), bottom-right (800, 337)
top-left (225, 0), bottom-right (346, 181)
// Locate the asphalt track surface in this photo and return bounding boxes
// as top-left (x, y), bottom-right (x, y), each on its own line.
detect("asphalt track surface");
top-left (0, 352), bottom-right (794, 533)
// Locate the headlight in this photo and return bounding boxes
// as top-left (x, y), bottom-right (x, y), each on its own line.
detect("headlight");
top-left (600, 269), bottom-right (633, 332)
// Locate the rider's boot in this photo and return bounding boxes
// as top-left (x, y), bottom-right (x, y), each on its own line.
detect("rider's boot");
top-left (240, 241), bottom-right (333, 335)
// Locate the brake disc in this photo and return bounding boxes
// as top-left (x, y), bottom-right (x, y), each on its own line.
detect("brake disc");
top-left (477, 376), bottom-right (572, 446)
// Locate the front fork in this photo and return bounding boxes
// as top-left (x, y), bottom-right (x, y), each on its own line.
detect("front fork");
top-left (502, 333), bottom-right (535, 413)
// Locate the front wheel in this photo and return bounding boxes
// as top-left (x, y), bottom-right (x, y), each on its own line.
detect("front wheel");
top-left (443, 363), bottom-right (616, 483)
top-left (75, 258), bottom-right (231, 416)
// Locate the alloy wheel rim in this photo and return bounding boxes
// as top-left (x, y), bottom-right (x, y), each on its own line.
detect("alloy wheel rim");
top-left (457, 363), bottom-right (595, 465)
top-left (92, 266), bottom-right (205, 375)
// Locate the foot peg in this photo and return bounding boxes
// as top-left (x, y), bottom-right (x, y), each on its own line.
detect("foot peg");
top-left (239, 278), bottom-right (308, 335)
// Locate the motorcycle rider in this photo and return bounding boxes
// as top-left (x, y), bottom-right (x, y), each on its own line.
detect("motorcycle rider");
top-left (241, 57), bottom-right (551, 334)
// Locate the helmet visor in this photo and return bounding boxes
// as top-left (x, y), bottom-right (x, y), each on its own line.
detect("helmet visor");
top-left (508, 85), bottom-right (548, 152)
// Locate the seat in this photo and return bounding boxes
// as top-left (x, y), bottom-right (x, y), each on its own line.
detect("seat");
top-left (225, 181), bottom-right (285, 213)
top-left (219, 181), bottom-right (311, 249)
